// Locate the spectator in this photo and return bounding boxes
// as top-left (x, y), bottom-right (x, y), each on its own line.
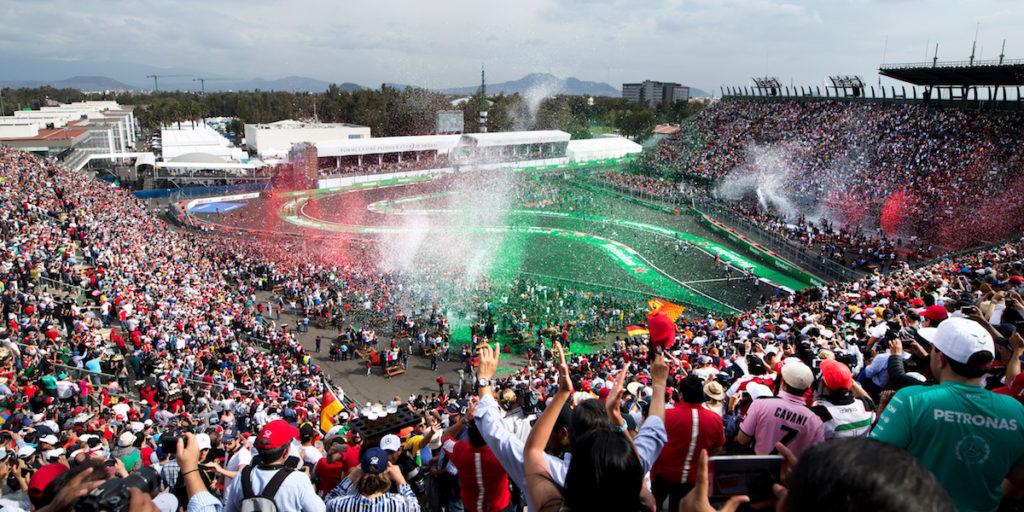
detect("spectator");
top-left (737, 362), bottom-right (823, 457)
top-left (811, 359), bottom-right (875, 439)
top-left (872, 317), bottom-right (1024, 511)
top-left (651, 374), bottom-right (725, 512)
top-left (324, 447), bottom-right (421, 512)
top-left (224, 420), bottom-right (326, 512)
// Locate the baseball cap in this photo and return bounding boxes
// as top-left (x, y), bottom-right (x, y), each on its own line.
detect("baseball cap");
top-left (626, 382), bottom-right (643, 397)
top-left (28, 463), bottom-right (67, 507)
top-left (647, 311), bottom-right (677, 350)
top-left (379, 434), bottom-right (401, 452)
top-left (43, 448), bottom-right (65, 461)
top-left (361, 447), bottom-right (389, 475)
top-left (255, 419), bottom-right (299, 450)
top-left (819, 359), bottom-right (853, 391)
top-left (39, 435), bottom-right (58, 446)
top-left (920, 317), bottom-right (994, 366)
top-left (918, 305), bottom-right (949, 323)
top-left (781, 362), bottom-right (814, 391)
top-left (17, 446), bottom-right (36, 459)
top-left (194, 433), bottom-right (212, 451)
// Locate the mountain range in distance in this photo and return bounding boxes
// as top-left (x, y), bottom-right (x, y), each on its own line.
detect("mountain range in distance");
top-left (0, 73), bottom-right (708, 98)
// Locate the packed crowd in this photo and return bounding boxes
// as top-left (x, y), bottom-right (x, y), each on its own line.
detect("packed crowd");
top-left (640, 99), bottom-right (1024, 255)
top-left (318, 155), bottom-right (450, 179)
top-left (1, 144), bottom-right (1023, 512)
top-left (725, 202), bottom-right (913, 270)
top-left (596, 172), bottom-right (696, 204)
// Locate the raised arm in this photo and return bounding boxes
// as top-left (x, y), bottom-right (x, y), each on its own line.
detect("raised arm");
top-left (524, 342), bottom-right (573, 511)
top-left (647, 354), bottom-right (668, 423)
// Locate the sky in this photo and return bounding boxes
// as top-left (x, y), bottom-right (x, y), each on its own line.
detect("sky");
top-left (1, 0), bottom-right (1021, 92)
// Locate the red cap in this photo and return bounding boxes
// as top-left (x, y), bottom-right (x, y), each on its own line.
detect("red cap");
top-left (255, 419), bottom-right (299, 450)
top-left (647, 311), bottom-right (677, 350)
top-left (29, 463), bottom-right (68, 507)
top-left (918, 305), bottom-right (949, 323)
top-left (909, 298), bottom-right (925, 307)
top-left (820, 359), bottom-right (853, 391)
top-left (1010, 275), bottom-right (1024, 285)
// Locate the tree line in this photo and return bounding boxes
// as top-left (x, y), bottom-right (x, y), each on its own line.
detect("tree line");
top-left (1, 84), bottom-right (705, 141)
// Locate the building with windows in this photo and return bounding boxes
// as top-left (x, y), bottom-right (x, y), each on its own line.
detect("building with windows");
top-left (244, 120), bottom-right (371, 160)
top-left (622, 80), bottom-right (690, 106)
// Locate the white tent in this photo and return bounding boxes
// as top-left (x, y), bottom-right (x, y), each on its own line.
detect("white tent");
top-left (566, 136), bottom-right (642, 162)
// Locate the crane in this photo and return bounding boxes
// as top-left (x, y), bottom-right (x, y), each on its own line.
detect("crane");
top-left (145, 74), bottom-right (190, 92)
top-left (192, 77), bottom-right (236, 94)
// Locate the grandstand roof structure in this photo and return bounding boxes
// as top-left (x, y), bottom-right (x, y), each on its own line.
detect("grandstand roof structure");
top-left (458, 130), bottom-right (570, 147)
top-left (880, 59), bottom-right (1024, 86)
top-left (315, 135), bottom-right (462, 158)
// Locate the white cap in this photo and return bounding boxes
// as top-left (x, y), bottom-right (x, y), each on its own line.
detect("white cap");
top-left (17, 446), bottom-right (35, 458)
top-left (781, 362), bottom-right (814, 390)
top-left (39, 435), bottom-right (59, 445)
top-left (745, 382), bottom-right (773, 400)
top-left (43, 448), bottom-right (65, 460)
top-left (194, 433), bottom-right (212, 451)
top-left (379, 434), bottom-right (401, 452)
top-left (921, 317), bottom-right (994, 365)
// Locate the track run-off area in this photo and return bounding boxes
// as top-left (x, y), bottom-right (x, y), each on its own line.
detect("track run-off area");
top-left (275, 174), bottom-right (818, 314)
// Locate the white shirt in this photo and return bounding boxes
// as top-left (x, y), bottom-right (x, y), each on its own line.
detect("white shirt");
top-left (302, 445), bottom-right (323, 467)
top-left (223, 445), bottom-right (253, 504)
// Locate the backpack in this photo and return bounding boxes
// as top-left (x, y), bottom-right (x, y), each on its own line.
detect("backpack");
top-left (239, 465), bottom-right (293, 512)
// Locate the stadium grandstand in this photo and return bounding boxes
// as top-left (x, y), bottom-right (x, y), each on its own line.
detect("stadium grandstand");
top-left (3, 31), bottom-right (1024, 512)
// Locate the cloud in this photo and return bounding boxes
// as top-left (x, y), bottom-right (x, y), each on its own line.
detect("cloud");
top-left (1, 0), bottom-right (1021, 93)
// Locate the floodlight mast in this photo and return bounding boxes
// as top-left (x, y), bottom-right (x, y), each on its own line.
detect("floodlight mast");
top-left (752, 77), bottom-right (781, 96)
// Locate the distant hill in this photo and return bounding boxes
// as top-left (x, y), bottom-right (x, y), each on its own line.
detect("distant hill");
top-left (230, 76), bottom-right (355, 93)
top-left (155, 76), bottom-right (362, 93)
top-left (689, 87), bottom-right (710, 98)
top-left (2, 70), bottom-right (705, 98)
top-left (440, 73), bottom-right (621, 97)
top-left (0, 75), bottom-right (137, 91)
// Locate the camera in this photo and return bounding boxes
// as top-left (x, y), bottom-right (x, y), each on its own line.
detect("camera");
top-left (834, 352), bottom-right (859, 370)
top-left (75, 467), bottom-right (160, 512)
top-left (159, 433), bottom-right (180, 456)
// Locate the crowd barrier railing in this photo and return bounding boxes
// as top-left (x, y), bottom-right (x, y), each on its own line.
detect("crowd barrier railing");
top-left (691, 198), bottom-right (859, 283)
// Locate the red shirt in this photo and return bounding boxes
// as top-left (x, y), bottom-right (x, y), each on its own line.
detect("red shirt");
top-left (652, 402), bottom-right (725, 484)
top-left (443, 437), bottom-right (510, 512)
top-left (313, 458), bottom-right (346, 495)
top-left (339, 442), bottom-right (362, 473)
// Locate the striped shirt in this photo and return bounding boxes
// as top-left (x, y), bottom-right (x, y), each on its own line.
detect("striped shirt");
top-left (442, 437), bottom-right (511, 512)
top-left (652, 402), bottom-right (725, 484)
top-left (324, 476), bottom-right (420, 512)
